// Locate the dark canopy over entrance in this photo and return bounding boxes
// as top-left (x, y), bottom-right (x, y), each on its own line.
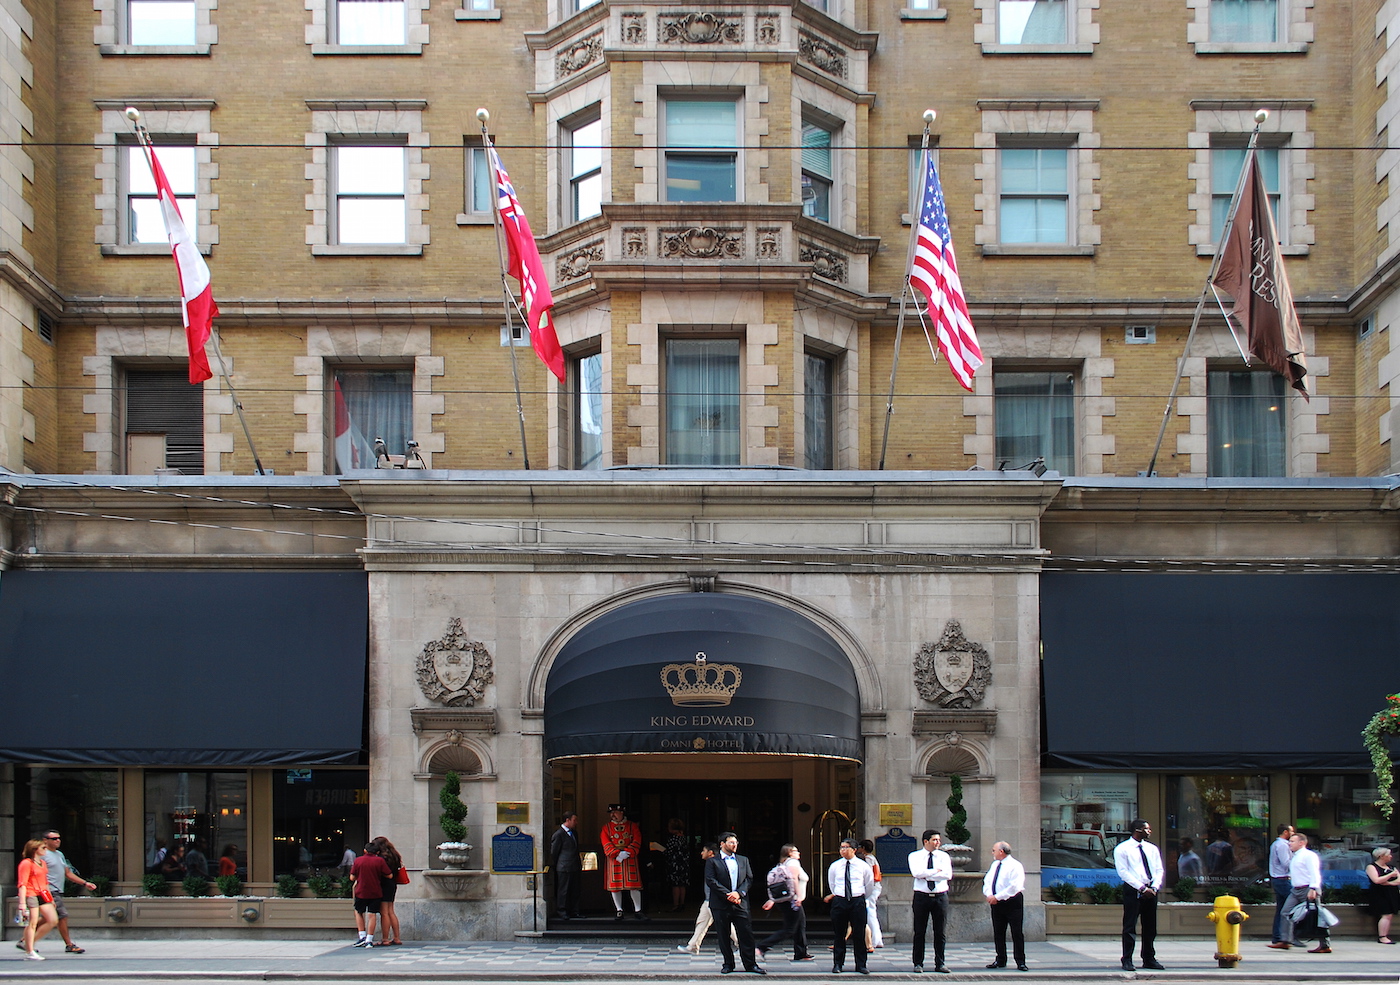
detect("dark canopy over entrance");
top-left (1041, 572), bottom-right (1400, 770)
top-left (545, 593), bottom-right (860, 761)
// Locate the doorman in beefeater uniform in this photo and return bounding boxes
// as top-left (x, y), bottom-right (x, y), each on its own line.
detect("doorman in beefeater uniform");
top-left (601, 803), bottom-right (648, 920)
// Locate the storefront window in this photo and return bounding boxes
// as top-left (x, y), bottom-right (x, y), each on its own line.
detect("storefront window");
top-left (144, 771), bottom-right (247, 875)
top-left (1164, 774), bottom-right (1269, 887)
top-left (23, 768), bottom-right (120, 879)
top-left (272, 768), bottom-right (370, 879)
top-left (1040, 772), bottom-right (1137, 886)
top-left (1296, 774), bottom-right (1400, 888)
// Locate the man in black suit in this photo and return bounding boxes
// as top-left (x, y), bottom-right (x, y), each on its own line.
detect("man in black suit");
top-left (549, 812), bottom-right (582, 919)
top-left (703, 831), bottom-right (766, 975)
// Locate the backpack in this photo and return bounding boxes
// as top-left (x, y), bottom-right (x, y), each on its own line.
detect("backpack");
top-left (766, 863), bottom-right (793, 901)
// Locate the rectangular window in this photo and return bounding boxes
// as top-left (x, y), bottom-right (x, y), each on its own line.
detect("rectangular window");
top-left (665, 338), bottom-right (740, 466)
top-left (272, 768), bottom-right (369, 880)
top-left (1207, 369), bottom-right (1285, 477)
top-left (336, 0), bottom-right (406, 45)
top-left (1040, 772), bottom-right (1137, 885)
top-left (21, 769), bottom-right (120, 880)
top-left (333, 368), bottom-right (412, 472)
top-left (664, 99), bottom-right (738, 203)
top-left (999, 146), bottom-right (1069, 244)
top-left (465, 141), bottom-right (492, 215)
top-left (125, 145), bottom-right (196, 246)
top-left (124, 368), bottom-right (204, 474)
top-left (143, 771), bottom-right (248, 877)
top-left (1210, 0), bottom-right (1278, 43)
top-left (1212, 146), bottom-right (1281, 242)
top-left (804, 351), bottom-right (835, 469)
top-left (1294, 776), bottom-right (1400, 888)
top-left (994, 370), bottom-right (1075, 475)
top-left (1164, 774), bottom-right (1269, 887)
top-left (801, 121), bottom-right (834, 223)
top-left (333, 145), bottom-right (407, 245)
top-left (573, 351), bottom-right (604, 469)
top-left (998, 0), bottom-right (1067, 44)
top-left (566, 115), bottom-right (603, 224)
top-left (127, 0), bottom-right (196, 45)
top-left (907, 142), bottom-right (939, 217)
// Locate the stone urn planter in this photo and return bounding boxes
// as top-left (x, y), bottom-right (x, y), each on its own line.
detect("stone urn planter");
top-left (436, 842), bottom-right (473, 869)
top-left (945, 844), bottom-right (974, 870)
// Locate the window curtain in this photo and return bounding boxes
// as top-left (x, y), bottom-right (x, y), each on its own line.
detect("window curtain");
top-left (994, 371), bottom-right (1075, 474)
top-left (334, 369), bottom-right (412, 472)
top-left (666, 340), bottom-right (740, 466)
top-left (1210, 0), bottom-right (1276, 43)
top-left (576, 353), bottom-right (603, 469)
top-left (804, 353), bottom-right (834, 469)
top-left (1211, 146), bottom-right (1280, 240)
top-left (1208, 370), bottom-right (1285, 477)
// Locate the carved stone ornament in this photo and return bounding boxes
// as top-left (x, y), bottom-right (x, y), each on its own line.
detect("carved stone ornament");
top-left (799, 243), bottom-right (847, 282)
top-left (756, 14), bottom-right (779, 45)
top-left (621, 13), bottom-right (647, 44)
top-left (556, 32), bottom-right (603, 77)
top-left (660, 11), bottom-right (743, 44)
top-left (757, 228), bottom-right (782, 259)
top-left (623, 227), bottom-right (648, 258)
top-left (661, 226), bottom-right (743, 259)
top-left (558, 241), bottom-right (604, 281)
top-left (417, 617), bottom-right (495, 707)
top-left (798, 31), bottom-right (847, 78)
top-left (913, 619), bottom-right (991, 709)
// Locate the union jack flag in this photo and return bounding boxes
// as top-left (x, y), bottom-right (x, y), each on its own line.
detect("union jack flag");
top-left (908, 150), bottom-right (982, 391)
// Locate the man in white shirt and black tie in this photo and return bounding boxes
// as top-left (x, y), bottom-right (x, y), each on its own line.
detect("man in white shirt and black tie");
top-left (823, 838), bottom-right (875, 974)
top-left (906, 829), bottom-right (952, 974)
top-left (1113, 819), bottom-right (1165, 972)
top-left (982, 841), bottom-right (1027, 971)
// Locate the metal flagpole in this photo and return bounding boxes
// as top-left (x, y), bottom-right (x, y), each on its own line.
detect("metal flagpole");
top-left (878, 109), bottom-right (937, 471)
top-left (478, 108), bottom-right (532, 471)
top-left (126, 109), bottom-right (266, 475)
top-left (1145, 108), bottom-right (1269, 477)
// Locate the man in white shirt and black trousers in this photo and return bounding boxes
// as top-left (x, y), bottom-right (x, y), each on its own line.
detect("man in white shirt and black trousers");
top-left (907, 829), bottom-right (953, 974)
top-left (982, 841), bottom-right (1027, 971)
top-left (1114, 819), bottom-right (1165, 972)
top-left (823, 838), bottom-right (875, 974)
top-left (1282, 830), bottom-right (1330, 953)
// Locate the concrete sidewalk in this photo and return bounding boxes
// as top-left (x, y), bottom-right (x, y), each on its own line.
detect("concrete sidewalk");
top-left (1, 935), bottom-right (1398, 980)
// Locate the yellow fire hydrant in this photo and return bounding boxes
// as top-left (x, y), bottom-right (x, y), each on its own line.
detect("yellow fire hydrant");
top-left (1207, 894), bottom-right (1249, 968)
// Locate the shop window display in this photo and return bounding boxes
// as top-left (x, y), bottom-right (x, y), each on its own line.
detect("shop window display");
top-left (1295, 774), bottom-right (1400, 888)
top-left (1164, 774), bottom-right (1269, 887)
top-left (144, 771), bottom-right (247, 875)
top-left (1040, 772), bottom-right (1137, 887)
top-left (272, 768), bottom-right (370, 879)
top-left (22, 768), bottom-right (119, 880)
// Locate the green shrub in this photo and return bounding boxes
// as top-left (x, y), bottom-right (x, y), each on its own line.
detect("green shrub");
top-left (1323, 884), bottom-right (1366, 905)
top-left (440, 770), bottom-right (469, 843)
top-left (1170, 877), bottom-right (1197, 902)
top-left (215, 875), bottom-right (242, 897)
top-left (182, 874), bottom-right (210, 897)
top-left (1047, 881), bottom-right (1081, 904)
top-left (340, 876), bottom-right (354, 898)
top-left (140, 873), bottom-right (167, 896)
top-left (1237, 884), bottom-right (1273, 905)
top-left (1087, 882), bottom-right (1122, 905)
top-left (275, 874), bottom-right (302, 898)
top-left (944, 774), bottom-right (971, 847)
top-left (307, 874), bottom-right (338, 899)
top-left (89, 875), bottom-right (111, 897)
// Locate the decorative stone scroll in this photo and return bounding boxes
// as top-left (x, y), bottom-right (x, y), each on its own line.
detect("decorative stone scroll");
top-left (913, 619), bottom-right (991, 709)
top-left (798, 243), bottom-right (847, 282)
top-left (417, 617), bottom-right (495, 707)
top-left (558, 241), bottom-right (604, 281)
top-left (556, 32), bottom-right (603, 77)
top-left (661, 226), bottom-right (743, 259)
top-left (622, 227), bottom-right (648, 258)
top-left (621, 13), bottom-right (647, 44)
top-left (756, 14), bottom-right (779, 45)
top-left (798, 31), bottom-right (847, 78)
top-left (661, 11), bottom-right (743, 44)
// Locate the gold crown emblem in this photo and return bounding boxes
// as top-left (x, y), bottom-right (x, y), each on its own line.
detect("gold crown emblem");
top-left (660, 652), bottom-right (742, 707)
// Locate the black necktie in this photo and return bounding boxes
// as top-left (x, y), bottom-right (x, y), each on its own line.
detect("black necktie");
top-left (928, 851), bottom-right (935, 889)
top-left (844, 860), bottom-right (852, 898)
top-left (1139, 846), bottom-right (1153, 885)
top-left (991, 860), bottom-right (1003, 894)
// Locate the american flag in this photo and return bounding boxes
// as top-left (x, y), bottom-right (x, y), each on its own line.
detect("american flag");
top-left (488, 145), bottom-right (565, 382)
top-left (908, 150), bottom-right (982, 391)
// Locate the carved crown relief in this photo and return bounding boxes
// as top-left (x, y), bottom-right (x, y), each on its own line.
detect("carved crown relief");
top-left (913, 619), bottom-right (991, 709)
top-left (417, 617), bottom-right (494, 707)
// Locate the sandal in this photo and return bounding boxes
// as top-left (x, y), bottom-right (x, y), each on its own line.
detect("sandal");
top-left (1380, 937), bottom-right (1396, 944)
top-left (65, 945), bottom-right (85, 954)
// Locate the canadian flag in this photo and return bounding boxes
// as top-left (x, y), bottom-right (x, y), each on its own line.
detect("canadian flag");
top-left (147, 144), bottom-right (218, 384)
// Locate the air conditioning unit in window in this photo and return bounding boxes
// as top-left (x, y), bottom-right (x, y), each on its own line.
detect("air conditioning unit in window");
top-left (1125, 325), bottom-right (1156, 344)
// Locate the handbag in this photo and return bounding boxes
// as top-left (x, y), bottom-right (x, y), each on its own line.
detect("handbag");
top-left (395, 866), bottom-right (410, 885)
top-left (581, 852), bottom-right (598, 871)
top-left (766, 863), bottom-right (793, 901)
top-left (1288, 899), bottom-right (1321, 938)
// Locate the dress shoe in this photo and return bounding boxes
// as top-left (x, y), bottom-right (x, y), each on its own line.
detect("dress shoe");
top-left (614, 910), bottom-right (624, 922)
top-left (720, 967), bottom-right (736, 974)
top-left (1267, 942), bottom-right (1291, 949)
top-left (987, 961), bottom-right (1007, 969)
top-left (1142, 959), bottom-right (1165, 970)
top-left (934, 966), bottom-right (950, 974)
top-left (832, 965), bottom-right (844, 974)
top-left (1307, 945), bottom-right (1331, 954)
top-left (1016, 965), bottom-right (1029, 972)
top-left (856, 969), bottom-right (870, 975)
top-left (1120, 959), bottom-right (1136, 972)
top-left (750, 968), bottom-right (767, 976)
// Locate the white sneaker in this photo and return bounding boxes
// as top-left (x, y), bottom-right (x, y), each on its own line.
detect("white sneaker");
top-left (24, 952), bottom-right (44, 961)
top-left (353, 938), bottom-right (370, 948)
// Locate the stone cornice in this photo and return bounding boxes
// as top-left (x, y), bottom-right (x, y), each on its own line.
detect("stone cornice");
top-left (93, 98), bottom-right (216, 112)
top-left (1047, 477), bottom-right (1400, 515)
top-left (0, 252), bottom-right (64, 317)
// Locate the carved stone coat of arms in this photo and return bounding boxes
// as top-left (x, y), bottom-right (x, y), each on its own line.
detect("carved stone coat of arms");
top-left (417, 617), bottom-right (494, 706)
top-left (914, 619), bottom-right (991, 709)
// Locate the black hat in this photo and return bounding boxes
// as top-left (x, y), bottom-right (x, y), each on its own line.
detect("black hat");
top-left (607, 803), bottom-right (626, 812)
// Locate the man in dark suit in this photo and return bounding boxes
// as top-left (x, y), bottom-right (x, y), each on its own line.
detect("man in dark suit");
top-left (703, 831), bottom-right (766, 975)
top-left (549, 812), bottom-right (582, 919)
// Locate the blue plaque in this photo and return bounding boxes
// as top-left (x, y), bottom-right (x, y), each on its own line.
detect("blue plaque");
top-left (491, 825), bottom-right (535, 873)
top-left (875, 827), bottom-right (918, 877)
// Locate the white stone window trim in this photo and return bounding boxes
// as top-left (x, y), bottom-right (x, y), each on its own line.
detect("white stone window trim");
top-left (793, 78), bottom-right (857, 235)
top-left (81, 327), bottom-right (234, 475)
top-left (973, 99), bottom-right (1101, 256)
top-left (634, 62), bottom-right (770, 206)
top-left (95, 0), bottom-right (217, 55)
top-left (547, 312), bottom-right (613, 469)
top-left (1372, 289), bottom-right (1400, 463)
top-left (0, 4), bottom-right (36, 272)
top-left (1187, 100), bottom-right (1314, 256)
top-left (455, 0), bottom-right (501, 20)
top-left (457, 136), bottom-right (494, 226)
top-left (545, 77), bottom-right (611, 234)
top-left (973, 0), bottom-right (1100, 55)
top-left (1188, 0), bottom-right (1313, 54)
top-left (1172, 323), bottom-right (1329, 477)
top-left (964, 328), bottom-right (1116, 475)
top-left (292, 325), bottom-right (444, 475)
top-left (306, 0), bottom-right (429, 55)
top-left (901, 1), bottom-right (950, 22)
top-left (794, 309), bottom-right (859, 469)
top-left (94, 100), bottom-right (218, 256)
top-left (305, 100), bottom-right (430, 256)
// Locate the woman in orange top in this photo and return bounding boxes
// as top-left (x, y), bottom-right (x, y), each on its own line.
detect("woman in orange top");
top-left (16, 839), bottom-right (58, 960)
